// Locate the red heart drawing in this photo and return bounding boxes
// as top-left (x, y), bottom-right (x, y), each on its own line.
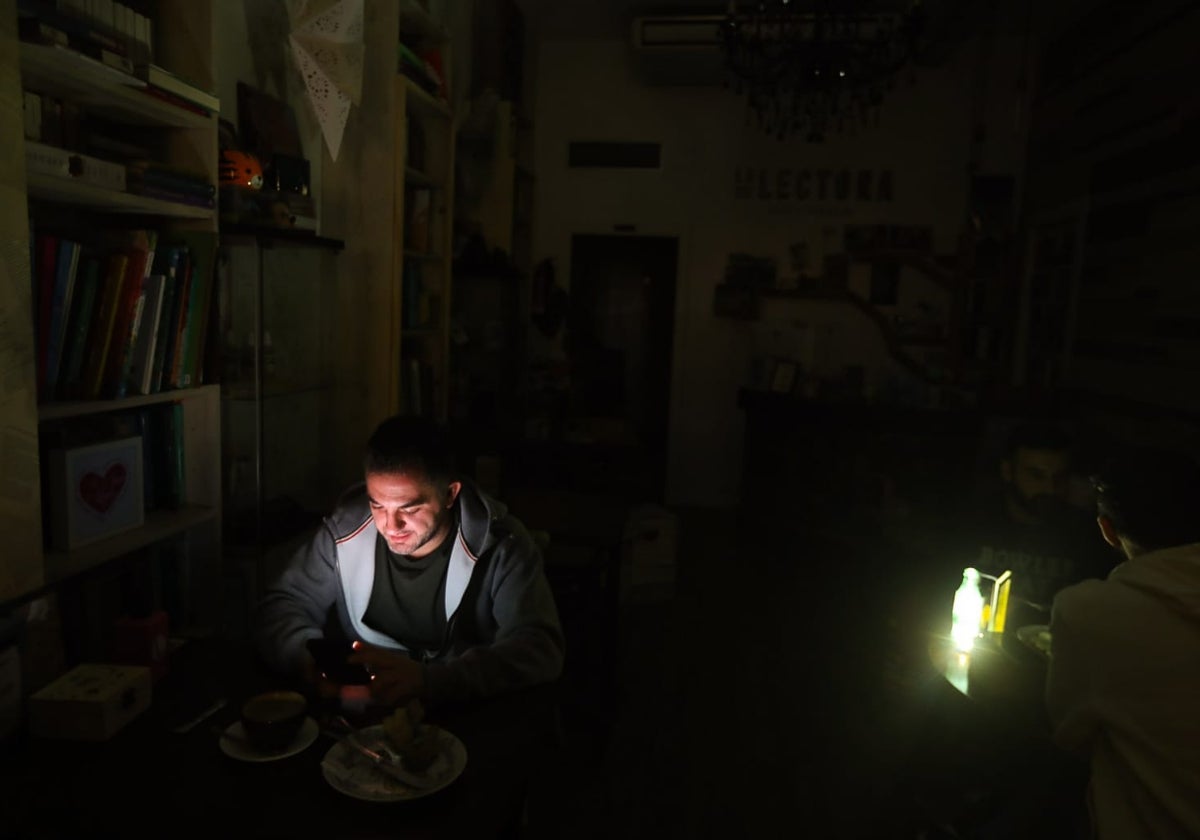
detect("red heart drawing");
top-left (79, 463), bottom-right (128, 514)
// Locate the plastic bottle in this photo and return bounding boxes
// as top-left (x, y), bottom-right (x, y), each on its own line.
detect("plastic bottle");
top-left (951, 567), bottom-right (985, 652)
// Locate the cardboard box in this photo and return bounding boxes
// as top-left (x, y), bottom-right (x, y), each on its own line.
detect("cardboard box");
top-left (29, 663), bottom-right (152, 741)
top-left (48, 436), bottom-right (144, 550)
top-left (24, 141), bottom-right (127, 192)
top-left (24, 140), bottom-right (71, 178)
top-left (73, 152), bottom-right (126, 191)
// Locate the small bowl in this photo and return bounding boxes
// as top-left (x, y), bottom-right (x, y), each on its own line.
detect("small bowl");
top-left (240, 690), bottom-right (307, 752)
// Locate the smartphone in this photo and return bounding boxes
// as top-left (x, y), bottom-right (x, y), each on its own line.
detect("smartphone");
top-left (306, 638), bottom-right (372, 685)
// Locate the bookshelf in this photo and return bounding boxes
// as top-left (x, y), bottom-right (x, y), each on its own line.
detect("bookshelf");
top-left (395, 7), bottom-right (455, 422)
top-left (3, 1), bottom-right (223, 639)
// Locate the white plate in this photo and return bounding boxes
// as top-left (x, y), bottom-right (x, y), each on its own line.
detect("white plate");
top-left (220, 716), bottom-right (319, 762)
top-left (321, 724), bottom-right (467, 802)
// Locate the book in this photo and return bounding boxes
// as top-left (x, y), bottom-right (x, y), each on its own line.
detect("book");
top-left (137, 64), bottom-right (219, 112)
top-left (17, 0), bottom-right (126, 56)
top-left (44, 239), bottom-right (81, 395)
top-left (127, 274), bottom-right (166, 396)
top-left (125, 162), bottom-right (215, 196)
top-left (137, 85), bottom-right (213, 117)
top-left (58, 252), bottom-right (102, 400)
top-left (99, 253), bottom-right (145, 398)
top-left (81, 253), bottom-right (128, 398)
top-left (18, 18), bottom-right (69, 48)
top-left (101, 231), bottom-right (155, 397)
top-left (123, 182), bottom-right (216, 208)
top-left (174, 232), bottom-right (216, 388)
top-left (47, 43), bottom-right (143, 88)
top-left (79, 42), bottom-right (134, 76)
top-left (161, 248), bottom-right (192, 390)
top-left (34, 233), bottom-right (58, 397)
top-left (114, 231), bottom-right (158, 397)
top-left (134, 407), bottom-right (160, 512)
top-left (148, 247), bottom-right (182, 393)
top-left (163, 402), bottom-right (185, 509)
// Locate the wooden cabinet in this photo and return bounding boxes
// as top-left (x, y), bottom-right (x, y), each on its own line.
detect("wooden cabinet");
top-left (1, 0), bottom-right (222, 635)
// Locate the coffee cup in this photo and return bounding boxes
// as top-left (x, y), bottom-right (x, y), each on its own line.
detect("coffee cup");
top-left (240, 690), bottom-right (307, 752)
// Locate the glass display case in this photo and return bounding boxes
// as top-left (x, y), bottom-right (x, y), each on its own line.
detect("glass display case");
top-left (217, 226), bottom-right (344, 595)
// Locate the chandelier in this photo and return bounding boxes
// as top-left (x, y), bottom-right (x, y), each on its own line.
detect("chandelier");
top-left (721, 0), bottom-right (925, 142)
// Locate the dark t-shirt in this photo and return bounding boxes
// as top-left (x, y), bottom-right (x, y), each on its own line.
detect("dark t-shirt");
top-left (363, 525), bottom-right (457, 654)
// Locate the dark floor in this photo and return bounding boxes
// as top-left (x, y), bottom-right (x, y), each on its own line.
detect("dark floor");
top-left (522, 506), bottom-right (971, 840)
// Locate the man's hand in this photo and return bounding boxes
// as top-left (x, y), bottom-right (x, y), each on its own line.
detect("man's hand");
top-left (301, 651), bottom-right (342, 700)
top-left (348, 641), bottom-right (426, 707)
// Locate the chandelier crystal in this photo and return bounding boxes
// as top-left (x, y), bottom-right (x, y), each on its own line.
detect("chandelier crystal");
top-left (721, 0), bottom-right (925, 142)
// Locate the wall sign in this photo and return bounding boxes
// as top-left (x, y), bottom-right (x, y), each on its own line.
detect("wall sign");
top-left (735, 167), bottom-right (894, 204)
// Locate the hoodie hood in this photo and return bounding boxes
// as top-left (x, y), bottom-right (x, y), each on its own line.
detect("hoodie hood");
top-left (458, 482), bottom-right (508, 558)
top-left (1109, 541), bottom-right (1200, 619)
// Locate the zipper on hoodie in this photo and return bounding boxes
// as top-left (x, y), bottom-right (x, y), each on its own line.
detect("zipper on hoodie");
top-left (424, 610), bottom-right (459, 662)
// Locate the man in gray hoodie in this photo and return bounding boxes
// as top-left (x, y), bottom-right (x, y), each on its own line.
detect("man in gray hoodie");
top-left (1047, 447), bottom-right (1200, 839)
top-left (255, 416), bottom-right (564, 709)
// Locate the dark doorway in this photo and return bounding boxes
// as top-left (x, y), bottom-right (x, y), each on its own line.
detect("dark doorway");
top-left (568, 234), bottom-right (678, 498)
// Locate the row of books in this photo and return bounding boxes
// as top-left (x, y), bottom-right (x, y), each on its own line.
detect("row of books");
top-left (31, 227), bottom-right (217, 403)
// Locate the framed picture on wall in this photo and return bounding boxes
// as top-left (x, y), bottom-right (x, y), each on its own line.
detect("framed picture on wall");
top-left (769, 359), bottom-right (798, 394)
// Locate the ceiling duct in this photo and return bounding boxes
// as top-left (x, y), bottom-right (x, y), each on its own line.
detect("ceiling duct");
top-left (630, 15), bottom-right (727, 86)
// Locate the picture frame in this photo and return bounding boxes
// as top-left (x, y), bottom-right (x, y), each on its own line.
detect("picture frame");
top-left (48, 436), bottom-right (144, 550)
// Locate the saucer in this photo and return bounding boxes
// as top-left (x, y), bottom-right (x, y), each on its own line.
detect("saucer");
top-left (219, 716), bottom-right (319, 762)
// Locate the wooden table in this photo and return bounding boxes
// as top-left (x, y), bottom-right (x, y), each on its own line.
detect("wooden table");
top-left (0, 639), bottom-right (558, 838)
top-left (928, 631), bottom-right (1051, 739)
top-left (925, 633), bottom-right (1091, 836)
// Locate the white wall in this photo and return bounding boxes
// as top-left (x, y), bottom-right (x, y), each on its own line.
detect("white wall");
top-left (532, 36), bottom-right (1028, 507)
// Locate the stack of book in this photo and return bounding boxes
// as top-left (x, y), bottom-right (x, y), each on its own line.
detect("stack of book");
top-left (17, 0), bottom-right (153, 75)
top-left (125, 162), bottom-right (216, 209)
top-left (31, 227), bottom-right (218, 403)
top-left (136, 63), bottom-right (219, 117)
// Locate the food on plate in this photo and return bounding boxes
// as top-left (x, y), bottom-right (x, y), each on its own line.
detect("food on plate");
top-left (382, 699), bottom-right (438, 772)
